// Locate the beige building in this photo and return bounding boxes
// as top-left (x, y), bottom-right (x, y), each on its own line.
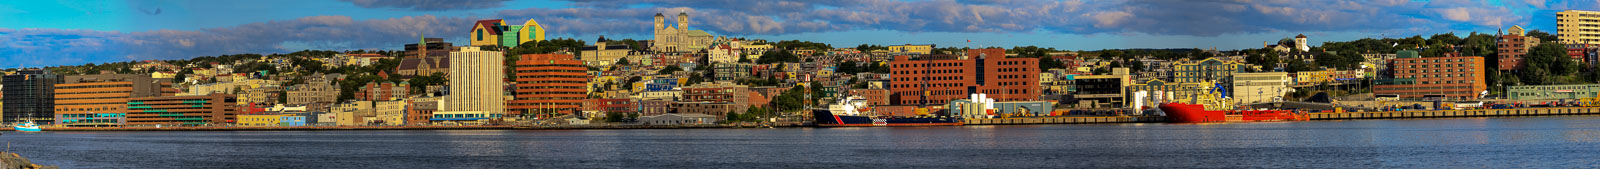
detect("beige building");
top-left (1558, 10), bottom-right (1600, 44)
top-left (443, 47), bottom-right (506, 116)
top-left (580, 36), bottom-right (635, 67)
top-left (1232, 72), bottom-right (1292, 104)
top-left (375, 100), bottom-right (406, 126)
top-left (334, 101), bottom-right (373, 126)
top-left (888, 44), bottom-right (934, 55)
top-left (652, 12), bottom-right (715, 53)
top-left (287, 76), bottom-right (340, 105)
top-left (240, 85), bottom-right (282, 105)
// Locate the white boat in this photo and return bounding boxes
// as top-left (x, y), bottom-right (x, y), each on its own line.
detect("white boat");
top-left (13, 122), bottom-right (41, 132)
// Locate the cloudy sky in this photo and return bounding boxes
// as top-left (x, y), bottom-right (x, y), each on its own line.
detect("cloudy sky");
top-left (2, 0), bottom-right (1597, 67)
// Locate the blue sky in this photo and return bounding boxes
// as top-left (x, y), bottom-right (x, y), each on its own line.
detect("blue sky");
top-left (2, 0), bottom-right (1598, 68)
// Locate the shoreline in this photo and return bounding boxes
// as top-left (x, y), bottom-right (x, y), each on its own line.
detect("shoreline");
top-left (9, 107), bottom-right (1600, 131)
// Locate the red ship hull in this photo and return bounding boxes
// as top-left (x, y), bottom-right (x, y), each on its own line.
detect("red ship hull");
top-left (1158, 103), bottom-right (1308, 123)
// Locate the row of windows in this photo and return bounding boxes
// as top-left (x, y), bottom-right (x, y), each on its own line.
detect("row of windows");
top-left (518, 80), bottom-right (587, 84)
top-left (57, 107), bottom-right (119, 112)
top-left (1403, 73), bottom-right (1477, 78)
top-left (996, 61), bottom-right (1031, 65)
top-left (54, 84), bottom-right (134, 89)
top-left (514, 69), bottom-right (585, 73)
top-left (515, 75), bottom-right (587, 79)
top-left (513, 91), bottom-right (586, 95)
top-left (1403, 58), bottom-right (1476, 63)
top-left (516, 86), bottom-right (585, 89)
top-left (894, 62), bottom-right (966, 68)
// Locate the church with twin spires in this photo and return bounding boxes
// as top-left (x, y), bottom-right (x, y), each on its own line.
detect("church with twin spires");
top-left (653, 12), bottom-right (715, 53)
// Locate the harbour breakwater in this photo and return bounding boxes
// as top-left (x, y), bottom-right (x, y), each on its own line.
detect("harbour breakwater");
top-left (0, 152), bottom-right (57, 169)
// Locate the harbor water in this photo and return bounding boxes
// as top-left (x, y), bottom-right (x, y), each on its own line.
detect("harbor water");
top-left (7, 116), bottom-right (1600, 168)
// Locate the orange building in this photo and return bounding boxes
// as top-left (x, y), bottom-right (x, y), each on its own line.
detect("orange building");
top-left (508, 54), bottom-right (588, 118)
top-left (888, 48), bottom-right (1040, 105)
top-left (1375, 55), bottom-right (1487, 99)
top-left (125, 93), bottom-right (238, 126)
top-left (54, 74), bottom-right (177, 127)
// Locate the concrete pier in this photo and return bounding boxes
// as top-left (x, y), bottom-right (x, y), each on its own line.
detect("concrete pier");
top-left (1309, 107), bottom-right (1600, 120)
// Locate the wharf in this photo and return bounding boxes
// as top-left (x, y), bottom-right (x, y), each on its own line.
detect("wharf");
top-left (15, 125), bottom-right (515, 131)
top-left (964, 116), bottom-right (1165, 125)
top-left (1309, 107), bottom-right (1600, 120)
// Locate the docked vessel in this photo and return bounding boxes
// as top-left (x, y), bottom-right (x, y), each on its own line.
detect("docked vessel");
top-left (13, 122), bottom-right (41, 132)
top-left (811, 96), bottom-right (962, 127)
top-left (1158, 103), bottom-right (1307, 123)
top-left (1155, 82), bottom-right (1306, 123)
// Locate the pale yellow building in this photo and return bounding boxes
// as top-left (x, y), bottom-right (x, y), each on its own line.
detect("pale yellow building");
top-left (375, 100), bottom-right (407, 126)
top-left (443, 47), bottom-right (506, 116)
top-left (238, 114), bottom-right (288, 126)
top-left (888, 44), bottom-right (934, 55)
top-left (580, 36), bottom-right (635, 67)
top-left (1558, 10), bottom-right (1600, 44)
top-left (1232, 72), bottom-right (1291, 104)
top-left (335, 101), bottom-right (374, 126)
top-left (1557, 10), bottom-right (1600, 43)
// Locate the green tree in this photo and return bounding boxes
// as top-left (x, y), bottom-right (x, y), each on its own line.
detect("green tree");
top-left (658, 65), bottom-right (683, 75)
top-left (836, 60), bottom-right (860, 74)
top-left (1526, 30), bottom-right (1558, 42)
top-left (756, 50), bottom-right (801, 64)
top-left (1522, 43), bottom-right (1576, 85)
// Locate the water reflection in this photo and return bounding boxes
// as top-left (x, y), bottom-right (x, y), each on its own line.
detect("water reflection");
top-left (6, 116), bottom-right (1600, 168)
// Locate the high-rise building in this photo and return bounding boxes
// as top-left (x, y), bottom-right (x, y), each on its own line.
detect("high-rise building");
top-left (509, 53), bottom-right (586, 118)
top-left (125, 93), bottom-right (238, 126)
top-left (443, 47), bottom-right (506, 117)
top-left (3, 69), bottom-right (59, 124)
top-left (888, 48), bottom-right (1040, 105)
top-left (1557, 10), bottom-right (1600, 44)
top-left (1374, 51), bottom-right (1487, 99)
top-left (1499, 25), bottom-right (1540, 70)
top-left (53, 74), bottom-right (176, 127)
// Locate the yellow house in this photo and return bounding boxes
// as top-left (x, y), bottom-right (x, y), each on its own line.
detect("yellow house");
top-left (888, 44), bottom-right (934, 55)
top-left (471, 19), bottom-right (506, 47)
top-left (238, 114), bottom-right (288, 126)
top-left (152, 71), bottom-right (176, 79)
top-left (518, 19), bottom-right (545, 45)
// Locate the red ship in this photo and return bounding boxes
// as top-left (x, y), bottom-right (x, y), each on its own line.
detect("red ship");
top-left (1158, 103), bottom-right (1308, 123)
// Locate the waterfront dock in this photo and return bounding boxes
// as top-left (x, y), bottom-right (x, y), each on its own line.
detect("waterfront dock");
top-left (964, 116), bottom-right (1165, 125)
top-left (1309, 107), bottom-right (1600, 120)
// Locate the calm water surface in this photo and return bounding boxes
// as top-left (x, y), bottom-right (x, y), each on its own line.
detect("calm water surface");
top-left (7, 116), bottom-right (1600, 168)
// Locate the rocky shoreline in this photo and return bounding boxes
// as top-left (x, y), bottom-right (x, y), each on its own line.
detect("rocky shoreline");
top-left (0, 153), bottom-right (56, 169)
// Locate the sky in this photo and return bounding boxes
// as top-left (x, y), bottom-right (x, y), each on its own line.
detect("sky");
top-left (2, 0), bottom-right (1598, 68)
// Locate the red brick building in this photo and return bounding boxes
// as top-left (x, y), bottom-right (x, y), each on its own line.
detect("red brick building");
top-left (888, 48), bottom-right (1040, 105)
top-left (1375, 56), bottom-right (1487, 99)
top-left (509, 54), bottom-right (589, 117)
top-left (680, 82), bottom-right (750, 111)
top-left (356, 82), bottom-right (408, 101)
top-left (1498, 26), bottom-right (1540, 70)
top-left (597, 99), bottom-right (636, 114)
top-left (848, 89), bottom-right (890, 105)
